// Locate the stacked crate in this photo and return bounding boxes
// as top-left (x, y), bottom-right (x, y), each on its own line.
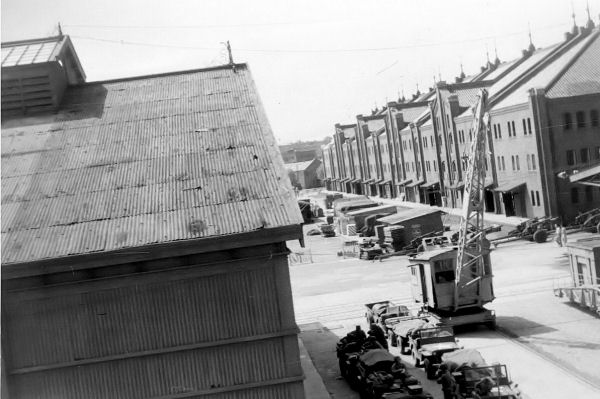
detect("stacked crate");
top-left (384, 226), bottom-right (405, 251)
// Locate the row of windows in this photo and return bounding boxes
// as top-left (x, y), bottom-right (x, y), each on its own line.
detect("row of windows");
top-left (566, 147), bottom-right (600, 166)
top-left (571, 186), bottom-right (595, 204)
top-left (563, 110), bottom-right (599, 130)
top-left (492, 117), bottom-right (533, 139)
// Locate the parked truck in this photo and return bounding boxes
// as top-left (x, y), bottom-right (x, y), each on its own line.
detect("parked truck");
top-left (440, 349), bottom-right (521, 399)
top-left (407, 326), bottom-right (461, 379)
top-left (365, 301), bottom-right (410, 333)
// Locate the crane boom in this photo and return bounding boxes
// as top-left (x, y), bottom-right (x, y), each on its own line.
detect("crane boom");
top-left (454, 89), bottom-right (490, 310)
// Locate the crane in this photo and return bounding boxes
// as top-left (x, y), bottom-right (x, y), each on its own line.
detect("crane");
top-left (454, 88), bottom-right (492, 311)
top-left (407, 89), bottom-right (495, 328)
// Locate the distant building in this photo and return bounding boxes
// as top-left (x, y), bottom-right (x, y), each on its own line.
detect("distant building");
top-left (323, 19), bottom-right (600, 223)
top-left (282, 148), bottom-right (319, 163)
top-left (1, 35), bottom-right (305, 398)
top-left (286, 158), bottom-right (322, 189)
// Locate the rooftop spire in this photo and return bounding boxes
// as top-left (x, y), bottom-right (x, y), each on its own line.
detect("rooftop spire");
top-left (494, 40), bottom-right (501, 65)
top-left (459, 62), bottom-right (466, 79)
top-left (571, 2), bottom-right (579, 34)
top-left (58, 22), bottom-right (63, 36)
top-left (586, 1), bottom-right (595, 28)
top-left (527, 23), bottom-right (536, 52)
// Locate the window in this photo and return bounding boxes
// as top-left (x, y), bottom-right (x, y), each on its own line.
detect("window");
top-left (511, 155), bottom-right (515, 170)
top-left (409, 140), bottom-right (412, 150)
top-left (449, 133), bottom-right (453, 145)
top-left (522, 119), bottom-right (527, 135)
top-left (536, 191), bottom-right (540, 207)
top-left (494, 124), bottom-right (498, 139)
top-left (507, 122), bottom-right (512, 137)
top-left (497, 124), bottom-right (502, 138)
top-left (412, 162), bottom-right (415, 171)
top-left (527, 118), bottom-right (532, 135)
top-left (452, 161), bottom-right (457, 172)
top-left (531, 190), bottom-right (535, 205)
top-left (516, 155), bottom-right (520, 171)
top-left (526, 154), bottom-right (531, 170)
top-left (512, 121), bottom-right (516, 136)
top-left (566, 150), bottom-right (575, 166)
top-left (586, 186), bottom-right (593, 202)
top-left (433, 160), bottom-right (437, 172)
top-left (564, 113), bottom-right (573, 130)
top-left (497, 156), bottom-right (502, 171)
top-left (531, 154), bottom-right (536, 170)
top-left (434, 259), bottom-right (455, 283)
top-left (576, 111), bottom-right (586, 128)
top-left (501, 156), bottom-right (506, 170)
top-left (581, 148), bottom-right (589, 164)
top-left (430, 136), bottom-right (434, 147)
top-left (591, 110), bottom-right (599, 127)
top-left (571, 187), bottom-right (579, 204)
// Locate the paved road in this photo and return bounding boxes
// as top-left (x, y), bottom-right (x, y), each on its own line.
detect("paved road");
top-left (289, 222), bottom-right (600, 399)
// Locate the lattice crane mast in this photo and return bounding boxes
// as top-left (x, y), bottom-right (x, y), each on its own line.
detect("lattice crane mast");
top-left (454, 89), bottom-right (491, 311)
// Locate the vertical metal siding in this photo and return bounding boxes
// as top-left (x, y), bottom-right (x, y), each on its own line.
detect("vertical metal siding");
top-left (4, 260), bottom-right (282, 369)
top-left (9, 338), bottom-right (292, 399)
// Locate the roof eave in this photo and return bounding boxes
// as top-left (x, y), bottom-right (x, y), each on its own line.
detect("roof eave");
top-left (1, 224), bottom-right (303, 280)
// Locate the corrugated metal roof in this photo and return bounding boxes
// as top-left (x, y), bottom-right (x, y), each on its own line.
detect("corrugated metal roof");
top-left (378, 208), bottom-right (444, 224)
top-left (400, 105), bottom-right (429, 124)
top-left (1, 65), bottom-right (303, 265)
top-left (547, 32), bottom-right (600, 98)
top-left (487, 59), bottom-right (518, 80)
top-left (1, 37), bottom-right (62, 67)
top-left (492, 35), bottom-right (595, 109)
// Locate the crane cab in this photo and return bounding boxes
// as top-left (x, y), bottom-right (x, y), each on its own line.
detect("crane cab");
top-left (409, 247), bottom-right (494, 312)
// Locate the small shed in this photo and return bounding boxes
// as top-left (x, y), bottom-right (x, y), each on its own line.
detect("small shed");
top-left (559, 237), bottom-right (600, 313)
top-left (377, 208), bottom-right (445, 242)
top-left (346, 204), bottom-right (398, 231)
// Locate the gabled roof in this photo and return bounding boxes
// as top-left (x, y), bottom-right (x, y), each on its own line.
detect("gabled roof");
top-left (546, 32), bottom-right (600, 98)
top-left (1, 64), bottom-right (303, 265)
top-left (285, 159), bottom-right (319, 172)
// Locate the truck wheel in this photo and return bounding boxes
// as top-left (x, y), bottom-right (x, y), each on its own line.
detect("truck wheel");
top-left (533, 229), bottom-right (548, 243)
top-left (424, 359), bottom-right (435, 379)
top-left (339, 359), bottom-right (347, 379)
top-left (400, 337), bottom-right (409, 354)
top-left (412, 350), bottom-right (421, 367)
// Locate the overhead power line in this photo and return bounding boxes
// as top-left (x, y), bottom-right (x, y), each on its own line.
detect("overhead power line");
top-left (71, 22), bottom-right (571, 54)
top-left (63, 19), bottom-right (353, 29)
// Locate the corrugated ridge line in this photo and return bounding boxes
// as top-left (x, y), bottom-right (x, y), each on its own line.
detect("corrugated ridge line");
top-left (5, 268), bottom-right (282, 368)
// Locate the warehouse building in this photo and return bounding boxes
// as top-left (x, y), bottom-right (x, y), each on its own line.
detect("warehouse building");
top-left (323, 18), bottom-right (600, 224)
top-left (1, 35), bottom-right (305, 399)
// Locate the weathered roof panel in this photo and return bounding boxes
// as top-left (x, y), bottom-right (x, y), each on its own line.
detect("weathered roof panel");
top-left (547, 33), bottom-right (600, 98)
top-left (1, 65), bottom-right (303, 265)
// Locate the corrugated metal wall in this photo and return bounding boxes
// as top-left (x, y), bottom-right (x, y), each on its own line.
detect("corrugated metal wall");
top-left (2, 251), bottom-right (304, 398)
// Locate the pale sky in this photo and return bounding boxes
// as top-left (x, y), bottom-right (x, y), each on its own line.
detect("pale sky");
top-left (1, 0), bottom-right (595, 144)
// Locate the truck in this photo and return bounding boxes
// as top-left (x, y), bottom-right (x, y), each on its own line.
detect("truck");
top-left (343, 348), bottom-right (433, 399)
top-left (387, 315), bottom-right (439, 355)
top-left (365, 301), bottom-right (411, 332)
top-left (440, 349), bottom-right (521, 399)
top-left (407, 326), bottom-right (461, 379)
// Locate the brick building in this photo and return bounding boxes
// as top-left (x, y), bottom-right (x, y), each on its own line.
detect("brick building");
top-left (323, 19), bottom-right (600, 223)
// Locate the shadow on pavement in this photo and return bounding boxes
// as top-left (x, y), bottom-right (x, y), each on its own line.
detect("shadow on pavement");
top-left (299, 322), bottom-right (360, 399)
top-left (496, 316), bottom-right (557, 337)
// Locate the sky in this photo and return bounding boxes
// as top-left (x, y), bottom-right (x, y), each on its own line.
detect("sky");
top-left (1, 0), bottom-right (596, 144)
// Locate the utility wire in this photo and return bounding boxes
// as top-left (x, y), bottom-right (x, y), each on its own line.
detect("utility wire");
top-left (70, 22), bottom-right (571, 54)
top-left (63, 19), bottom-right (353, 29)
